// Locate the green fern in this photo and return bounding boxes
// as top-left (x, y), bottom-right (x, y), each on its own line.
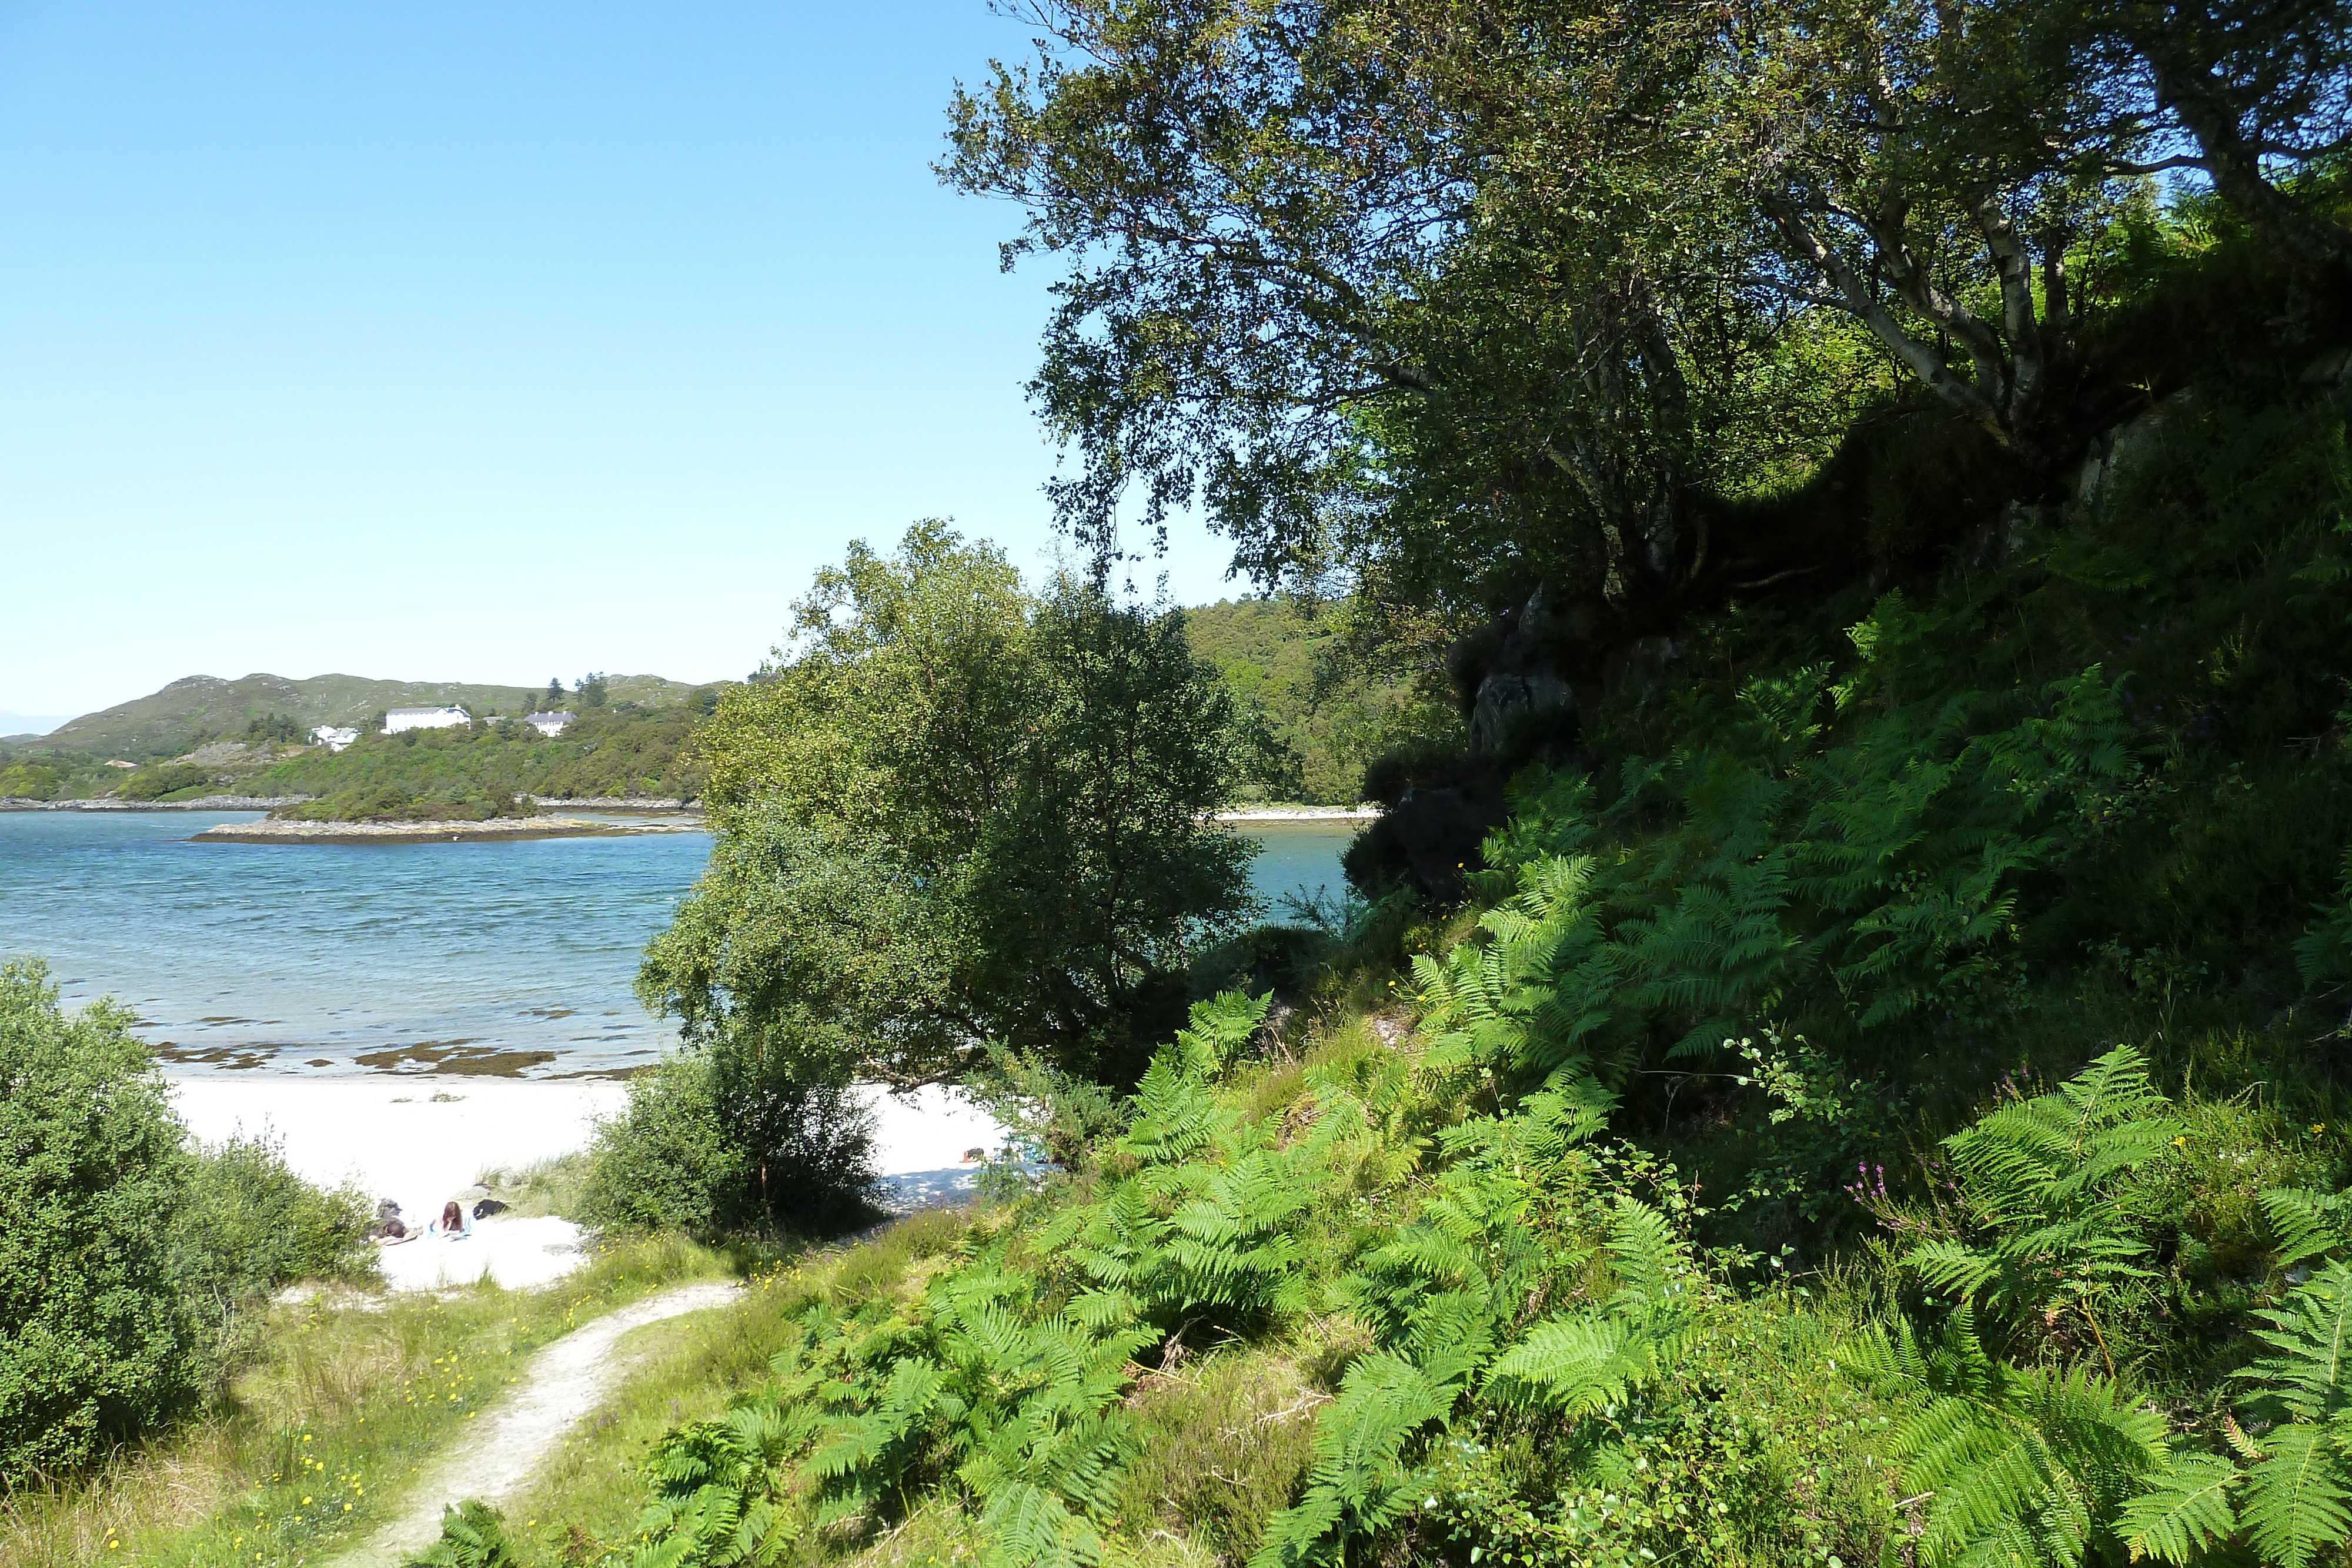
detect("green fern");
top-left (1849, 1306), bottom-right (2170, 1568)
top-left (1248, 1352), bottom-right (1455, 1568)
top-left (2261, 1186), bottom-right (2352, 1272)
top-left (403, 1500), bottom-right (520, 1568)
top-left (2293, 847), bottom-right (2352, 988)
top-left (1171, 989), bottom-right (1272, 1073)
top-left (629, 1400), bottom-right (806, 1567)
top-left (2240, 1420), bottom-right (2352, 1568)
top-left (1903, 1044), bottom-right (2180, 1349)
top-left (2208, 1259), bottom-right (2352, 1568)
top-left (2116, 1452), bottom-right (2243, 1564)
top-left (1482, 1195), bottom-right (1696, 1416)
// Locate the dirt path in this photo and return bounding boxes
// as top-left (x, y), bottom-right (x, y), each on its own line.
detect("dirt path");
top-left (333, 1280), bottom-right (744, 1568)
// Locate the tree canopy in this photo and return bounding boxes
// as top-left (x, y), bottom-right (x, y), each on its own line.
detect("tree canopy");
top-left (946, 0), bottom-right (2351, 641)
top-left (639, 523), bottom-right (1258, 1088)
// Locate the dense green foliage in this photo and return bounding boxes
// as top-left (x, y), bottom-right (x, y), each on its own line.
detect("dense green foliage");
top-left (580, 289), bottom-right (2352, 1568)
top-left (0, 754), bottom-right (97, 800)
top-left (405, 1500), bottom-right (523, 1568)
top-left (32, 2), bottom-right (2352, 1561)
top-left (947, 0), bottom-right (2350, 653)
top-left (0, 962), bottom-right (201, 1477)
top-left (173, 1132), bottom-right (380, 1327)
top-left (1181, 598), bottom-right (1439, 804)
top-left (115, 763), bottom-right (215, 801)
top-left (275, 782), bottom-right (537, 823)
top-left (639, 523), bottom-right (1258, 1092)
top-left (0, 959), bottom-right (372, 1480)
top-left (597, 992), bottom-right (2343, 1568)
top-left (577, 1049), bottom-right (880, 1241)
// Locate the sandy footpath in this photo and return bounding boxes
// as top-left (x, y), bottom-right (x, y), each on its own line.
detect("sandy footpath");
top-left (169, 1074), bottom-right (1007, 1290)
top-left (330, 1280), bottom-right (744, 1568)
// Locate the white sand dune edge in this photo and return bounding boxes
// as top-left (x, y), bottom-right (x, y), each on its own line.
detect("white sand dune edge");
top-left (168, 1074), bottom-right (1008, 1291)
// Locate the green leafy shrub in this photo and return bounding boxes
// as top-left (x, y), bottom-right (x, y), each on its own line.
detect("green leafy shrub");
top-left (172, 1130), bottom-right (376, 1319)
top-left (579, 1048), bottom-right (878, 1241)
top-left (0, 761), bottom-right (62, 800)
top-left (0, 959), bottom-right (199, 1478)
top-left (1, 959), bottom-right (392, 1481)
top-left (579, 1054), bottom-right (737, 1238)
top-left (274, 784), bottom-right (534, 822)
top-left (117, 761), bottom-right (212, 801)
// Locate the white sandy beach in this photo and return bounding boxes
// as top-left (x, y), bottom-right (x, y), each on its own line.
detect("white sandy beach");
top-left (169, 1073), bottom-right (1007, 1291)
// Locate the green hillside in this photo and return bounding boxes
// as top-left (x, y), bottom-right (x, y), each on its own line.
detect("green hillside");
top-left (37, 671), bottom-right (704, 760)
top-left (1181, 597), bottom-right (1432, 804)
top-left (252, 702), bottom-right (718, 817)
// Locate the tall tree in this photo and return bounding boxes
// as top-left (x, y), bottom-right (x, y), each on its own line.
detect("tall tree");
top-left (640, 523), bottom-right (1256, 1088)
top-left (943, 0), bottom-right (1866, 636)
top-left (948, 0), bottom-right (2349, 628)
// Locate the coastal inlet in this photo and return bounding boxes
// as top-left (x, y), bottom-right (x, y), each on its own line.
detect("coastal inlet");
top-left (0, 808), bottom-right (1359, 1077)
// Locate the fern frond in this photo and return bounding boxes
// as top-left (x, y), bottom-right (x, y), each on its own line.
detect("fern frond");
top-left (1172, 989), bottom-right (1272, 1074)
top-left (976, 1480), bottom-right (1101, 1568)
top-left (2264, 1188), bottom-right (2352, 1271)
top-left (1247, 1352), bottom-right (1452, 1568)
top-left (1602, 1195), bottom-right (1692, 1317)
top-left (1483, 1315), bottom-right (1646, 1416)
top-left (2117, 1452), bottom-right (2241, 1564)
top-left (2240, 1419), bottom-right (2352, 1568)
top-left (2241, 1261), bottom-right (2352, 1423)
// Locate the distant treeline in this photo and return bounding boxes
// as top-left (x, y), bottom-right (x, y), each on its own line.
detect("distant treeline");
top-left (5, 609), bottom-right (1412, 810)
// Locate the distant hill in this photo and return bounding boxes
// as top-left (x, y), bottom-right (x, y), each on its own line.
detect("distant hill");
top-left (38, 673), bottom-right (705, 758)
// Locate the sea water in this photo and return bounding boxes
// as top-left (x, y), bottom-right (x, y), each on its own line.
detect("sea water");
top-left (0, 810), bottom-right (1355, 1076)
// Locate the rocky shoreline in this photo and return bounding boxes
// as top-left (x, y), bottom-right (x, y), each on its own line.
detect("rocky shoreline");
top-left (1, 795), bottom-right (309, 811)
top-left (189, 815), bottom-right (705, 845)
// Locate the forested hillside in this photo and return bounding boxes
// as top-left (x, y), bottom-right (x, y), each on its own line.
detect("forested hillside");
top-left (252, 701), bottom-right (721, 820)
top-left (1181, 597), bottom-right (1436, 804)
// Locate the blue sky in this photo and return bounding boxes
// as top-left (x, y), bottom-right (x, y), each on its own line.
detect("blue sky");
top-left (0, 1), bottom-right (1238, 727)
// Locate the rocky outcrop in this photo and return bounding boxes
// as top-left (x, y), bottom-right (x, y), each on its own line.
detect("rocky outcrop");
top-left (189, 816), bottom-right (697, 844)
top-left (1463, 585), bottom-right (1583, 760)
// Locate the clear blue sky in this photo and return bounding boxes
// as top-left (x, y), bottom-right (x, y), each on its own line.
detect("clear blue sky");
top-left (0, 1), bottom-right (1238, 728)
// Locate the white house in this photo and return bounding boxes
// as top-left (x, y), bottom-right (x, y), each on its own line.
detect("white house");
top-left (311, 726), bottom-right (360, 751)
top-left (384, 706), bottom-right (472, 734)
top-left (525, 711), bottom-right (576, 737)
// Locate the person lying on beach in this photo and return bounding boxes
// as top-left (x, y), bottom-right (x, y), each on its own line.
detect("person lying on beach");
top-left (373, 1198), bottom-right (419, 1245)
top-left (427, 1199), bottom-right (473, 1240)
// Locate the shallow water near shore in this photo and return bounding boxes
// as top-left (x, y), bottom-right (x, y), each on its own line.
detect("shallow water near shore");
top-left (0, 808), bottom-right (1354, 1076)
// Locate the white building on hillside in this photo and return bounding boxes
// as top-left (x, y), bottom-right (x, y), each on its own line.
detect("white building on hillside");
top-left (384, 706), bottom-right (471, 734)
top-left (525, 711), bottom-right (576, 737)
top-left (312, 726), bottom-right (360, 751)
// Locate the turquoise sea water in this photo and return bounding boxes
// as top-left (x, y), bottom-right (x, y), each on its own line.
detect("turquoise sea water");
top-left (0, 810), bottom-right (1354, 1076)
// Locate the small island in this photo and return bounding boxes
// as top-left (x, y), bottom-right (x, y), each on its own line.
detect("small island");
top-left (191, 823), bottom-right (682, 846)
top-left (189, 814), bottom-right (704, 844)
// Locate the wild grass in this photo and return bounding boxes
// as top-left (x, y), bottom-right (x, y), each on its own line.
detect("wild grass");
top-left (1114, 1347), bottom-right (1323, 1562)
top-left (0, 1234), bottom-right (730, 1568)
top-left (476, 1149), bottom-right (597, 1219)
